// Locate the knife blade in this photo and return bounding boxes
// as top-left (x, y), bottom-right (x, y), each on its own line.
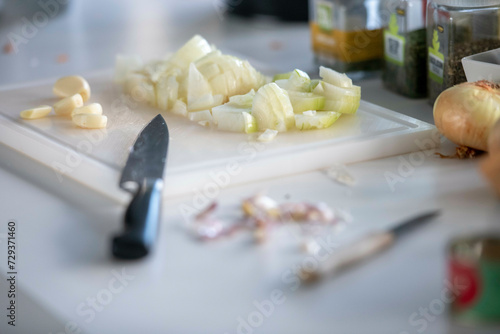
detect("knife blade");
top-left (301, 210), bottom-right (440, 283)
top-left (112, 114), bottom-right (169, 259)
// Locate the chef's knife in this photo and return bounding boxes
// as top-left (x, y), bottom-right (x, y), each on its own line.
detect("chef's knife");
top-left (112, 114), bottom-right (169, 259)
top-left (301, 210), bottom-right (439, 283)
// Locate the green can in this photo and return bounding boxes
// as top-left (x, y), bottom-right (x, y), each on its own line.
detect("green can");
top-left (448, 236), bottom-right (500, 324)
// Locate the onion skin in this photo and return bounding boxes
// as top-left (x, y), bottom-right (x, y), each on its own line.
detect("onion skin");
top-left (433, 81), bottom-right (500, 151)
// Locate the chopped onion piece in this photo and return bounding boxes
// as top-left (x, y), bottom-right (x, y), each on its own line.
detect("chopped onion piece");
top-left (187, 63), bottom-right (213, 110)
top-left (170, 100), bottom-right (188, 117)
top-left (188, 109), bottom-right (213, 123)
top-left (228, 89), bottom-right (255, 108)
top-left (287, 69), bottom-right (311, 92)
top-left (252, 83), bottom-right (294, 131)
top-left (197, 62), bottom-right (221, 81)
top-left (167, 35), bottom-right (213, 70)
top-left (188, 93), bottom-right (223, 112)
top-left (288, 92), bottom-right (325, 113)
top-left (273, 72), bottom-right (293, 81)
top-left (213, 110), bottom-right (257, 133)
top-left (303, 110), bottom-right (316, 116)
top-left (308, 79), bottom-right (320, 92)
top-left (319, 66), bottom-right (352, 88)
top-left (315, 81), bottom-right (360, 114)
top-left (125, 74), bottom-right (156, 106)
top-left (257, 129), bottom-right (278, 142)
top-left (212, 104), bottom-right (251, 114)
top-left (156, 75), bottom-right (178, 111)
top-left (195, 50), bottom-right (223, 68)
top-left (295, 111), bottom-right (341, 130)
top-left (325, 164), bottom-right (356, 186)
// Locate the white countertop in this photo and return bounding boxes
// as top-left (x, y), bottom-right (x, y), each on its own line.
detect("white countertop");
top-left (1, 1), bottom-right (500, 333)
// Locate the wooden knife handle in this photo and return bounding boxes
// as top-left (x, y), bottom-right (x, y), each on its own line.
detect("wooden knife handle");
top-left (324, 232), bottom-right (395, 272)
top-left (112, 178), bottom-right (163, 259)
top-left (302, 232), bottom-right (395, 282)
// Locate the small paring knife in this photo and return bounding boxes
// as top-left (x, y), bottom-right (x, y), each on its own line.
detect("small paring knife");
top-left (112, 114), bottom-right (169, 260)
top-left (301, 210), bottom-right (440, 283)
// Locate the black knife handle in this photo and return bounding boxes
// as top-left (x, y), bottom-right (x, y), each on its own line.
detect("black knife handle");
top-left (112, 178), bottom-right (163, 259)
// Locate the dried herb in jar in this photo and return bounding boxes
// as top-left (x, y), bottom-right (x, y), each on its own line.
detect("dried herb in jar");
top-left (429, 39), bottom-right (500, 103)
top-left (427, 1), bottom-right (500, 105)
top-left (383, 28), bottom-right (427, 98)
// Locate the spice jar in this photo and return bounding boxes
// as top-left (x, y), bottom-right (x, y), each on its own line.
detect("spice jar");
top-left (310, 0), bottom-right (387, 79)
top-left (427, 0), bottom-right (500, 104)
top-left (448, 236), bottom-right (500, 324)
top-left (382, 0), bottom-right (428, 98)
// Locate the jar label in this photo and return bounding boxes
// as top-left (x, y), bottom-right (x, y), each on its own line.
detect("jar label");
top-left (316, 1), bottom-right (333, 32)
top-left (384, 14), bottom-right (405, 66)
top-left (449, 258), bottom-right (481, 309)
top-left (449, 256), bottom-right (500, 321)
top-left (428, 30), bottom-right (444, 85)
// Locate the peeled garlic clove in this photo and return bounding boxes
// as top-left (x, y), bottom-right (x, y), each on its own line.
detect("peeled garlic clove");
top-left (72, 114), bottom-right (107, 129)
top-left (53, 75), bottom-right (91, 102)
top-left (53, 94), bottom-right (83, 116)
top-left (71, 103), bottom-right (103, 117)
top-left (20, 105), bottom-right (52, 119)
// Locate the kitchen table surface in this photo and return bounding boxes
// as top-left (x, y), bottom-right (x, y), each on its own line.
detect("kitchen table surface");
top-left (1, 1), bottom-right (500, 333)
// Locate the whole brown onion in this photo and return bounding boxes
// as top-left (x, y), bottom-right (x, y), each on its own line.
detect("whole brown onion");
top-left (434, 81), bottom-right (500, 151)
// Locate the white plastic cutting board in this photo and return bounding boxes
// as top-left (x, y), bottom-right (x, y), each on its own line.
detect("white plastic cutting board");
top-left (0, 71), bottom-right (437, 203)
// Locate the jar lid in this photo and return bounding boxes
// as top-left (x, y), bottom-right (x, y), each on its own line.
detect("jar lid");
top-left (433, 0), bottom-right (500, 7)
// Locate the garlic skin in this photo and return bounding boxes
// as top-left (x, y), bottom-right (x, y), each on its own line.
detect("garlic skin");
top-left (433, 81), bottom-right (500, 151)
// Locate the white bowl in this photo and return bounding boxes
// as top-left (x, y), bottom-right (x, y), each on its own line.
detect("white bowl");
top-left (462, 48), bottom-right (500, 83)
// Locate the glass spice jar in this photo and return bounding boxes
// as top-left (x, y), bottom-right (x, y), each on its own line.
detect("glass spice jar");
top-left (382, 0), bottom-right (428, 98)
top-left (309, 0), bottom-right (387, 79)
top-left (448, 236), bottom-right (500, 324)
top-left (427, 0), bottom-right (500, 104)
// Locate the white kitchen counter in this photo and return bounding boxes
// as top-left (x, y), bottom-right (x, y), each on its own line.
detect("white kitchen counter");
top-left (1, 1), bottom-right (500, 333)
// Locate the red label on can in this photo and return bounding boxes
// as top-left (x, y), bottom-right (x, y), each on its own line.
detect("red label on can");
top-left (449, 258), bottom-right (481, 308)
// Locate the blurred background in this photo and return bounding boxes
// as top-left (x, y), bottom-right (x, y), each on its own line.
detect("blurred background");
top-left (0, 0), bottom-right (313, 86)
